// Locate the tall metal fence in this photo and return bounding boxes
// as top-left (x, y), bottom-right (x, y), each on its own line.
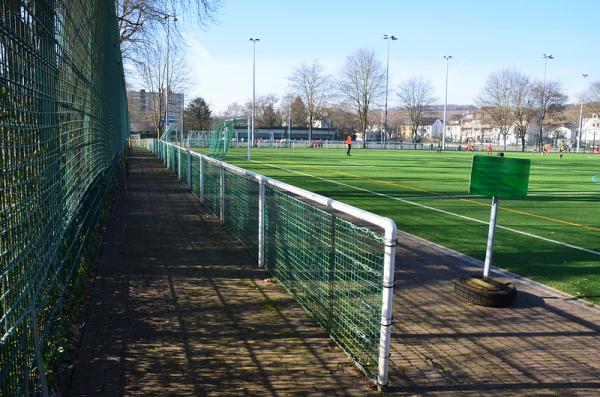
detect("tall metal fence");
top-left (150, 140), bottom-right (397, 387)
top-left (0, 1), bottom-right (129, 395)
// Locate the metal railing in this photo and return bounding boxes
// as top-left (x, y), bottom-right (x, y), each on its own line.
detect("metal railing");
top-left (149, 139), bottom-right (397, 387)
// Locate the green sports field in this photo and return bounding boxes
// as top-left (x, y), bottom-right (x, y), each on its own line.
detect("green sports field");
top-left (217, 147), bottom-right (600, 304)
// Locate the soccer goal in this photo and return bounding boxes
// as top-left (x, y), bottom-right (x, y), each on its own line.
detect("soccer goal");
top-left (149, 139), bottom-right (397, 387)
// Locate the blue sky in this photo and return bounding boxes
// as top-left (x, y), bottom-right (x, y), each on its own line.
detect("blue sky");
top-left (179, 0), bottom-right (598, 113)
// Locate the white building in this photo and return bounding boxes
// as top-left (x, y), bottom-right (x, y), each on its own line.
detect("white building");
top-left (421, 118), bottom-right (444, 140)
top-left (581, 113), bottom-right (600, 147)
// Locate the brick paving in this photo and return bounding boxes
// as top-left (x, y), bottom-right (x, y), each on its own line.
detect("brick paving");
top-left (62, 148), bottom-right (600, 396)
top-left (61, 149), bottom-right (371, 396)
top-left (387, 232), bottom-right (600, 396)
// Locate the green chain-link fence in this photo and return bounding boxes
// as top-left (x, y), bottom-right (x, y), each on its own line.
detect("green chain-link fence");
top-left (0, 1), bottom-right (129, 395)
top-left (150, 140), bottom-right (396, 385)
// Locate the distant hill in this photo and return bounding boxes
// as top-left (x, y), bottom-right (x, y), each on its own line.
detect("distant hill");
top-left (424, 104), bottom-right (478, 111)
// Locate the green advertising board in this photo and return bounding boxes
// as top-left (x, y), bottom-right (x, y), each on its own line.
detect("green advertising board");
top-left (469, 155), bottom-right (531, 199)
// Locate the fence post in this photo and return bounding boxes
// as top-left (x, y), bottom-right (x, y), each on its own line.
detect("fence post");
top-left (199, 156), bottom-right (205, 204)
top-left (166, 144), bottom-right (170, 169)
top-left (258, 177), bottom-right (265, 267)
top-left (377, 221), bottom-right (397, 389)
top-left (178, 148), bottom-right (181, 179)
top-left (187, 149), bottom-right (192, 190)
top-left (30, 306), bottom-right (49, 397)
top-left (219, 165), bottom-right (225, 223)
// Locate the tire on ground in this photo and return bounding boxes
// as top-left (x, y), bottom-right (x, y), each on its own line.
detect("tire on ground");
top-left (454, 276), bottom-right (516, 308)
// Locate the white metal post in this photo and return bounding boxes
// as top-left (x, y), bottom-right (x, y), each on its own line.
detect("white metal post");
top-left (247, 117), bottom-right (251, 160)
top-left (199, 156), bottom-right (205, 204)
top-left (187, 149), bottom-right (192, 190)
top-left (483, 196), bottom-right (499, 279)
top-left (250, 38), bottom-right (259, 157)
top-left (258, 177), bottom-right (265, 267)
top-left (442, 55), bottom-right (452, 150)
top-left (377, 220), bottom-right (397, 388)
top-left (219, 165), bottom-right (225, 222)
top-left (177, 148), bottom-right (181, 179)
top-left (382, 35), bottom-right (397, 147)
top-left (577, 73), bottom-right (589, 152)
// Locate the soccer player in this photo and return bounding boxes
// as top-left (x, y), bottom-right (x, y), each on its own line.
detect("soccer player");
top-left (544, 143), bottom-right (551, 156)
top-left (487, 143), bottom-right (493, 155)
top-left (559, 141), bottom-right (565, 159)
top-left (346, 134), bottom-right (352, 156)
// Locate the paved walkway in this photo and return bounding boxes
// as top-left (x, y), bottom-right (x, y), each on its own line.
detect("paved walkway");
top-left (63, 148), bottom-right (600, 396)
top-left (62, 149), bottom-right (370, 396)
top-left (387, 232), bottom-right (600, 396)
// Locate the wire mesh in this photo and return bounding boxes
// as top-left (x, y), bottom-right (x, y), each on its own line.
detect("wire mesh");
top-left (152, 143), bottom-right (390, 382)
top-left (203, 159), bottom-right (220, 216)
top-left (0, 1), bottom-right (128, 395)
top-left (264, 187), bottom-right (385, 378)
top-left (223, 171), bottom-right (259, 256)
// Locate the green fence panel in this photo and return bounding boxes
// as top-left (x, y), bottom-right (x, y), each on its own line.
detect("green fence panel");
top-left (264, 187), bottom-right (384, 378)
top-left (203, 160), bottom-right (220, 216)
top-left (0, 1), bottom-right (129, 395)
top-left (223, 172), bottom-right (259, 257)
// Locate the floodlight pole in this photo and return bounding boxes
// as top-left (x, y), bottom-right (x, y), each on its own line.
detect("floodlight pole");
top-left (540, 53), bottom-right (553, 151)
top-left (163, 14), bottom-right (177, 140)
top-left (247, 117), bottom-right (251, 160)
top-left (442, 55), bottom-right (452, 150)
top-left (577, 73), bottom-right (589, 152)
top-left (483, 196), bottom-right (499, 279)
top-left (250, 38), bottom-right (260, 158)
top-left (383, 34), bottom-right (397, 147)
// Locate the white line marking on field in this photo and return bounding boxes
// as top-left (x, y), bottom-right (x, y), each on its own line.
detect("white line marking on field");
top-left (529, 191), bottom-right (600, 196)
top-left (245, 158), bottom-right (600, 257)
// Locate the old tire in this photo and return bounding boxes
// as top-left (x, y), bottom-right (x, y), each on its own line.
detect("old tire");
top-left (454, 276), bottom-right (516, 308)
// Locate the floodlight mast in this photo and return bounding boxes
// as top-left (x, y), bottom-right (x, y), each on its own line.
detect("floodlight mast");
top-left (577, 73), bottom-right (589, 152)
top-left (249, 38), bottom-right (260, 159)
top-left (442, 55), bottom-right (452, 150)
top-left (540, 53), bottom-right (554, 151)
top-left (162, 14), bottom-right (177, 140)
top-left (382, 34), bottom-right (397, 147)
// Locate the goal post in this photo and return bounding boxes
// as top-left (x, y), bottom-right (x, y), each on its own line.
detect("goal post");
top-left (150, 140), bottom-right (397, 387)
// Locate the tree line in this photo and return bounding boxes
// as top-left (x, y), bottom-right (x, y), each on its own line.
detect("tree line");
top-left (116, 1), bottom-right (600, 149)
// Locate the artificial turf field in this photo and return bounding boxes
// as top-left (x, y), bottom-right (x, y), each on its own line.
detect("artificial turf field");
top-left (213, 147), bottom-right (600, 304)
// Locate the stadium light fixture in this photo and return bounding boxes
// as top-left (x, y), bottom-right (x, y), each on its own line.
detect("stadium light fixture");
top-left (442, 55), bottom-right (452, 150)
top-left (382, 35), bottom-right (397, 147)
top-left (249, 38), bottom-right (260, 160)
top-left (577, 73), bottom-right (589, 152)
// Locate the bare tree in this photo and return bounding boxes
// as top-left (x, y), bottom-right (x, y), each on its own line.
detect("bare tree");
top-left (223, 102), bottom-right (248, 119)
top-left (134, 38), bottom-right (190, 137)
top-left (322, 104), bottom-right (358, 139)
top-left (587, 81), bottom-right (600, 116)
top-left (117, 0), bottom-right (221, 60)
top-left (288, 61), bottom-right (331, 143)
top-left (397, 77), bottom-right (436, 142)
top-left (245, 94), bottom-right (279, 128)
top-left (477, 69), bottom-right (513, 149)
top-left (532, 80), bottom-right (568, 149)
top-left (509, 70), bottom-right (535, 151)
top-left (338, 49), bottom-right (386, 147)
